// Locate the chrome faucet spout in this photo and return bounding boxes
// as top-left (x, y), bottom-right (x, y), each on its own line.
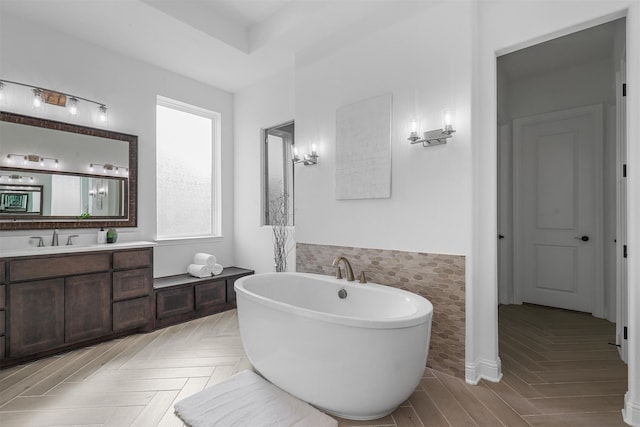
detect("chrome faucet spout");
top-left (332, 256), bottom-right (355, 282)
top-left (52, 229), bottom-right (59, 246)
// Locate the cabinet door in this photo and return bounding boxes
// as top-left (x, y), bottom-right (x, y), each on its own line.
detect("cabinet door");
top-left (9, 279), bottom-right (64, 357)
top-left (65, 273), bottom-right (112, 343)
top-left (195, 280), bottom-right (226, 309)
top-left (156, 287), bottom-right (194, 319)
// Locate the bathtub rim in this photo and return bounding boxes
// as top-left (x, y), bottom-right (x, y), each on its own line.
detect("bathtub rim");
top-left (235, 272), bottom-right (433, 329)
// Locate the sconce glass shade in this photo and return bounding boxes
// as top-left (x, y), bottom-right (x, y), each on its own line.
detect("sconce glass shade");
top-left (0, 81), bottom-right (5, 101)
top-left (442, 108), bottom-right (454, 134)
top-left (408, 118), bottom-right (421, 141)
top-left (32, 89), bottom-right (43, 108)
top-left (68, 97), bottom-right (78, 115)
top-left (98, 105), bottom-right (108, 123)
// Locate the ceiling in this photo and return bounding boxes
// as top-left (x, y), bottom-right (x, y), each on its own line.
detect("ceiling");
top-left (499, 18), bottom-right (623, 82)
top-left (1, 1), bottom-right (623, 92)
top-left (0, 0), bottom-right (432, 93)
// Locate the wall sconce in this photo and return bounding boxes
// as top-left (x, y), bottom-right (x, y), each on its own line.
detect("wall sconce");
top-left (6, 153), bottom-right (59, 168)
top-left (0, 79), bottom-right (109, 120)
top-left (292, 144), bottom-right (319, 166)
top-left (89, 163), bottom-right (128, 175)
top-left (0, 174), bottom-right (34, 182)
top-left (89, 186), bottom-right (107, 209)
top-left (408, 108), bottom-right (456, 147)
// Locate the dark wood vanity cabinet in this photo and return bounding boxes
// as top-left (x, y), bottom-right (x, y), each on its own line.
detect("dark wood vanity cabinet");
top-left (1, 247), bottom-right (153, 367)
top-left (0, 261), bottom-right (5, 360)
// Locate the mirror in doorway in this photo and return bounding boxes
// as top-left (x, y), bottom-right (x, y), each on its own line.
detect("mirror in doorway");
top-left (263, 121), bottom-right (294, 226)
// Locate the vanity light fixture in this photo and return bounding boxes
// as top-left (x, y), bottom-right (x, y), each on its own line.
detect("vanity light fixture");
top-left (0, 174), bottom-right (34, 182)
top-left (89, 163), bottom-right (128, 175)
top-left (6, 153), bottom-right (59, 168)
top-left (408, 108), bottom-right (456, 147)
top-left (292, 144), bottom-right (319, 166)
top-left (0, 79), bottom-right (109, 121)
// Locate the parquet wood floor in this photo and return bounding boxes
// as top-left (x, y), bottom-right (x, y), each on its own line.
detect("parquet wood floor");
top-left (0, 305), bottom-right (628, 426)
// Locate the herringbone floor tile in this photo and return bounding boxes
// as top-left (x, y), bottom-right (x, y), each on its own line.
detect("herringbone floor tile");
top-left (0, 305), bottom-right (628, 426)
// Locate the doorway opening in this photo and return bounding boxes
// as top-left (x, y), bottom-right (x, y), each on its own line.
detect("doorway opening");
top-left (497, 17), bottom-right (628, 361)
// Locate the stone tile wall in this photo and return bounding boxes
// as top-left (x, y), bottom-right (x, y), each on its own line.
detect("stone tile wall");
top-left (296, 242), bottom-right (466, 379)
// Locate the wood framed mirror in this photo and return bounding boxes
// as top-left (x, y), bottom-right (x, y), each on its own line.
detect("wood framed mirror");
top-left (0, 111), bottom-right (137, 230)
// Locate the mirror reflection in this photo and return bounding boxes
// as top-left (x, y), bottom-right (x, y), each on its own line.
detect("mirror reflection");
top-left (0, 171), bottom-right (125, 218)
top-left (0, 183), bottom-right (42, 214)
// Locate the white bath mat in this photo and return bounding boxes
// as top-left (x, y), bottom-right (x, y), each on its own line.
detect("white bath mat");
top-left (174, 370), bottom-right (338, 427)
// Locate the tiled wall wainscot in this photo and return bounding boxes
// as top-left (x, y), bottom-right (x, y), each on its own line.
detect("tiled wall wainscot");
top-left (296, 242), bottom-right (466, 379)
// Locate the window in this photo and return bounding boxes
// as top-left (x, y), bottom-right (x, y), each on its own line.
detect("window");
top-left (156, 96), bottom-right (220, 239)
top-left (263, 121), bottom-right (294, 226)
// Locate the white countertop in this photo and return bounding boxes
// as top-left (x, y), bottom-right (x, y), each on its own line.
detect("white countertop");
top-left (0, 241), bottom-right (156, 258)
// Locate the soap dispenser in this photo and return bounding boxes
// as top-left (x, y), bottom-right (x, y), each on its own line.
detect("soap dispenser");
top-left (97, 227), bottom-right (107, 244)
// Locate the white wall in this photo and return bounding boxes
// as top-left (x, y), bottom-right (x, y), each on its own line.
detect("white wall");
top-left (233, 68), bottom-right (295, 273)
top-left (294, 1), bottom-right (473, 256)
top-left (0, 12), bottom-right (236, 277)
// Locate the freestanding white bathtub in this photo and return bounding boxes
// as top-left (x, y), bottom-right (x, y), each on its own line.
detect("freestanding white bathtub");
top-left (235, 272), bottom-right (433, 420)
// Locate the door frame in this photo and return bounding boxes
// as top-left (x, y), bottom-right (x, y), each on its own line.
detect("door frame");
top-left (512, 104), bottom-right (605, 317)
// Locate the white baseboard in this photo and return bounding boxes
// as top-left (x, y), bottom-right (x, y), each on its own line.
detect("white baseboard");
top-left (465, 357), bottom-right (503, 385)
top-left (623, 392), bottom-right (640, 426)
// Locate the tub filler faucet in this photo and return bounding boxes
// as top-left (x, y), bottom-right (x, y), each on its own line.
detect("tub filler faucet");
top-left (332, 256), bottom-right (355, 282)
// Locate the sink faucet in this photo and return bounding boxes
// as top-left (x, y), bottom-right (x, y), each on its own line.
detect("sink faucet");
top-left (67, 235), bottom-right (79, 246)
top-left (30, 236), bottom-right (44, 247)
top-left (332, 256), bottom-right (355, 281)
top-left (51, 229), bottom-right (59, 246)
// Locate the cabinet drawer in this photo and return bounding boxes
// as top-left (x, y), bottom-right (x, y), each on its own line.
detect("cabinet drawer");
top-left (157, 287), bottom-right (194, 319)
top-left (113, 249), bottom-right (152, 270)
top-left (0, 261), bottom-right (5, 283)
top-left (0, 310), bottom-right (5, 335)
top-left (113, 297), bottom-right (150, 331)
top-left (195, 280), bottom-right (225, 309)
top-left (9, 253), bottom-right (111, 282)
top-left (0, 284), bottom-right (5, 309)
top-left (113, 268), bottom-right (151, 301)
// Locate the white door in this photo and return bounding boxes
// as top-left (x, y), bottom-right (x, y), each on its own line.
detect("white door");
top-left (514, 105), bottom-right (603, 313)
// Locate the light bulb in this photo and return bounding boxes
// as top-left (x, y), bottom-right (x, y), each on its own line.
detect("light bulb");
top-left (311, 144), bottom-right (317, 155)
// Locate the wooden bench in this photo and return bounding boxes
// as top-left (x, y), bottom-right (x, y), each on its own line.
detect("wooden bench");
top-left (153, 267), bottom-right (254, 329)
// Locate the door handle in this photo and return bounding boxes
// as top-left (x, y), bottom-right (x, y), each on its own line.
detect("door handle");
top-left (575, 235), bottom-right (590, 242)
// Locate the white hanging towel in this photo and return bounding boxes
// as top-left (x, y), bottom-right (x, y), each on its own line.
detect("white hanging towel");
top-left (193, 253), bottom-right (216, 267)
top-left (187, 263), bottom-right (212, 278)
top-left (212, 264), bottom-right (223, 276)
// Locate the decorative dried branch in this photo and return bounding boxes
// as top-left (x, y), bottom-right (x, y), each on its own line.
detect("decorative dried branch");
top-left (270, 191), bottom-right (292, 272)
